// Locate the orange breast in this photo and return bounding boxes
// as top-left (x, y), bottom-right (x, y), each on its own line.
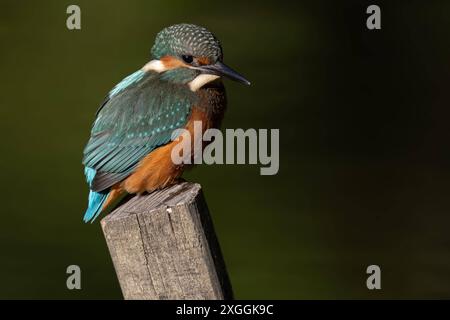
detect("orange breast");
top-left (123, 107), bottom-right (211, 194)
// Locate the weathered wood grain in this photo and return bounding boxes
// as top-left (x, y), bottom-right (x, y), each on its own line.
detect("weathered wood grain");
top-left (100, 182), bottom-right (233, 300)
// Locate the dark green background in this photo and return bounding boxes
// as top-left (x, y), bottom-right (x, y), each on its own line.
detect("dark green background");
top-left (1, 0), bottom-right (449, 299)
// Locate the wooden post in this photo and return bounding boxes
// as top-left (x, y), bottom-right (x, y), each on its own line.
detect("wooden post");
top-left (100, 182), bottom-right (233, 300)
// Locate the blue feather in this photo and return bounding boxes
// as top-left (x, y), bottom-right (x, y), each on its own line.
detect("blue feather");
top-left (82, 70), bottom-right (195, 191)
top-left (83, 167), bottom-right (109, 223)
top-left (109, 70), bottom-right (145, 97)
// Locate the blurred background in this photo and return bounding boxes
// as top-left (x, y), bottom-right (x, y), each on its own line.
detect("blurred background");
top-left (0, 0), bottom-right (449, 299)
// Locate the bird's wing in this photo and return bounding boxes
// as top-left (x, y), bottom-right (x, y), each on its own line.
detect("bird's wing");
top-left (82, 70), bottom-right (197, 192)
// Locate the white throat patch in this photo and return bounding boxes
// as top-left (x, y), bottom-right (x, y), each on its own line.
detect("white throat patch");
top-left (188, 74), bottom-right (220, 92)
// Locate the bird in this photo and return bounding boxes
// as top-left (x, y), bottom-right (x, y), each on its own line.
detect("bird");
top-left (82, 23), bottom-right (250, 222)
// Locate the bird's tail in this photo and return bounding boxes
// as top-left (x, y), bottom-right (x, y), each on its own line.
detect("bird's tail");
top-left (83, 189), bottom-right (108, 223)
top-left (83, 187), bottom-right (130, 223)
top-left (83, 167), bottom-right (129, 223)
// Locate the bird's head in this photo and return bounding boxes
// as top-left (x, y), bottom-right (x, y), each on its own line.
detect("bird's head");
top-left (145, 24), bottom-right (250, 90)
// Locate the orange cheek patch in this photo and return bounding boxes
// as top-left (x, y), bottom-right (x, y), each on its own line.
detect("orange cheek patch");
top-left (160, 55), bottom-right (212, 69)
top-left (160, 55), bottom-right (188, 69)
top-left (196, 57), bottom-right (211, 66)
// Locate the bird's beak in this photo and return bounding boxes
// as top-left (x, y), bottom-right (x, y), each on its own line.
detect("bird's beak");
top-left (198, 61), bottom-right (251, 85)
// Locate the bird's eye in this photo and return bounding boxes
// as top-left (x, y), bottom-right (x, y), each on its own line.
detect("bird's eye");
top-left (182, 55), bottom-right (193, 64)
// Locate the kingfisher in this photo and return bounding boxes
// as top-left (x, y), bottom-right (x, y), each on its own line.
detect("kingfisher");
top-left (82, 24), bottom-right (250, 222)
